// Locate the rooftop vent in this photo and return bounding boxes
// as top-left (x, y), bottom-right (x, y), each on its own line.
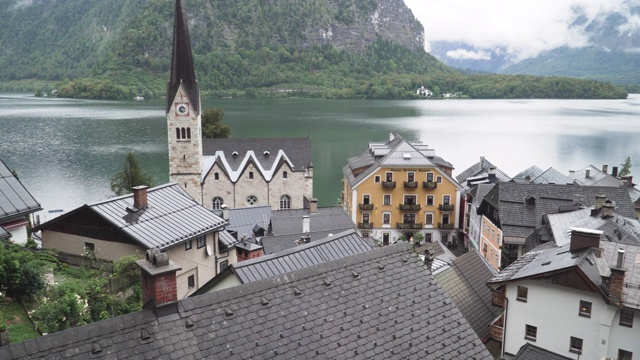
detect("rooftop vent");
top-left (263, 151), bottom-right (270, 157)
top-left (232, 151), bottom-right (238, 157)
top-left (403, 153), bottom-right (411, 160)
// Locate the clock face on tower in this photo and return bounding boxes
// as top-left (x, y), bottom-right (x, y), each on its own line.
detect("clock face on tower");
top-left (175, 102), bottom-right (190, 116)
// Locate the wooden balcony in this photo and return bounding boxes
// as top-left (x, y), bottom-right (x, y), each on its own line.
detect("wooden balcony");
top-left (404, 181), bottom-right (418, 189)
top-left (438, 223), bottom-right (454, 230)
top-left (492, 291), bottom-right (506, 307)
top-left (423, 181), bottom-right (438, 190)
top-left (358, 222), bottom-right (373, 229)
top-left (488, 314), bottom-right (505, 342)
top-left (382, 181), bottom-right (396, 189)
top-left (397, 222), bottom-right (423, 229)
top-left (399, 203), bottom-right (421, 211)
top-left (438, 204), bottom-right (455, 211)
top-left (359, 203), bottom-right (374, 211)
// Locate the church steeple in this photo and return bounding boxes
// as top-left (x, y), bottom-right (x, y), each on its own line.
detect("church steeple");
top-left (167, 0), bottom-right (199, 114)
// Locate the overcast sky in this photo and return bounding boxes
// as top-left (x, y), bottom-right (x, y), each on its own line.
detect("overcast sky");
top-left (403, 0), bottom-right (637, 61)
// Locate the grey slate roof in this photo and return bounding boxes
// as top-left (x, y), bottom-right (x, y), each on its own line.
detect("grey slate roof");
top-left (545, 208), bottom-right (640, 246)
top-left (261, 229), bottom-right (366, 255)
top-left (434, 251), bottom-right (500, 341)
top-left (573, 165), bottom-right (621, 187)
top-left (0, 158), bottom-right (41, 221)
top-left (531, 167), bottom-right (574, 185)
top-left (514, 343), bottom-right (573, 360)
top-left (34, 184), bottom-right (226, 250)
top-left (202, 137), bottom-right (312, 173)
top-left (456, 157), bottom-right (511, 186)
top-left (0, 243), bottom-right (493, 360)
top-left (480, 183), bottom-right (638, 242)
top-left (511, 165), bottom-right (544, 184)
top-left (197, 230), bottom-right (375, 295)
top-left (225, 205), bottom-right (272, 239)
top-left (270, 206), bottom-right (355, 237)
top-left (488, 240), bottom-right (640, 310)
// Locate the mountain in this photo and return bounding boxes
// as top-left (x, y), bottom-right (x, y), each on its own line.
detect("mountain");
top-left (428, 5), bottom-right (640, 90)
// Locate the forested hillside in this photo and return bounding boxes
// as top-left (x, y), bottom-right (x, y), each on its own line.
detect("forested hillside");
top-left (0, 0), bottom-right (627, 99)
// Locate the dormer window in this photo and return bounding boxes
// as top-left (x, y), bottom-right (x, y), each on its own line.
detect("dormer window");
top-left (525, 195), bottom-right (536, 206)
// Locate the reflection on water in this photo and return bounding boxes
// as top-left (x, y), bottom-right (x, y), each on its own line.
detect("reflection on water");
top-left (1, 93), bottom-right (639, 217)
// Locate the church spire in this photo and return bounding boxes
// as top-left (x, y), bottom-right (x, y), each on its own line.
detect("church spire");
top-left (167, 0), bottom-right (199, 114)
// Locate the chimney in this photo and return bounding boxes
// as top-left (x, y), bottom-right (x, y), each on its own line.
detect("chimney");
top-left (235, 241), bottom-right (264, 262)
top-left (480, 156), bottom-right (485, 169)
top-left (389, 133), bottom-right (395, 141)
top-left (595, 194), bottom-right (607, 210)
top-left (302, 215), bottom-right (310, 233)
top-left (622, 175), bottom-right (634, 188)
top-left (609, 248), bottom-right (626, 305)
top-left (310, 198), bottom-right (318, 214)
top-left (569, 170), bottom-right (576, 179)
top-left (488, 166), bottom-right (497, 181)
top-left (137, 249), bottom-right (182, 310)
top-left (602, 164), bottom-right (608, 174)
top-left (612, 166), bottom-right (619, 177)
top-left (221, 204), bottom-right (229, 221)
top-left (585, 168), bottom-right (591, 178)
top-left (601, 200), bottom-right (614, 217)
top-left (132, 185), bottom-right (149, 210)
top-left (569, 228), bottom-right (602, 252)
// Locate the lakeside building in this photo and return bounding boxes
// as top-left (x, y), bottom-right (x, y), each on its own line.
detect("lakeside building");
top-left (0, 158), bottom-right (41, 244)
top-left (165, 0), bottom-right (312, 211)
top-left (488, 229), bottom-right (640, 359)
top-left (342, 133), bottom-right (462, 246)
top-left (34, 185), bottom-right (229, 299)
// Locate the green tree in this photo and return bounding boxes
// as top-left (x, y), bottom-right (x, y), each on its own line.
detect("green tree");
top-left (202, 108), bottom-right (232, 138)
top-left (110, 152), bottom-right (155, 196)
top-left (619, 156), bottom-right (632, 177)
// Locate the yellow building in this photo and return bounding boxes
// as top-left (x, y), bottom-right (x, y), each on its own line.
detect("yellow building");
top-left (342, 133), bottom-right (462, 246)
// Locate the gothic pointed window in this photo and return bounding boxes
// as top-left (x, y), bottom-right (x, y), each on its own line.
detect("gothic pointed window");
top-left (181, 127), bottom-right (186, 139)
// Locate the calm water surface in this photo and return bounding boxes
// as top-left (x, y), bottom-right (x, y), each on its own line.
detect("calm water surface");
top-left (1, 93), bottom-right (639, 219)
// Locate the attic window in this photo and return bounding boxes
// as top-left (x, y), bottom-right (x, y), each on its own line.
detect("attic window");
top-left (403, 153), bottom-right (411, 160)
top-left (525, 195), bottom-right (536, 206)
top-left (232, 151), bottom-right (238, 157)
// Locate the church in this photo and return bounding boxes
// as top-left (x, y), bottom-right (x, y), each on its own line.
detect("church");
top-left (165, 0), bottom-right (314, 211)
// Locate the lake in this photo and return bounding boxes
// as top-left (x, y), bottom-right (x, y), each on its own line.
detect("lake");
top-left (1, 93), bottom-right (639, 220)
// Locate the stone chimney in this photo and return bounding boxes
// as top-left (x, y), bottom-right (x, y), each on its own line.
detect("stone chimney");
top-left (309, 198), bottom-right (318, 214)
top-left (480, 156), bottom-right (485, 169)
top-left (137, 249), bottom-right (182, 310)
top-left (595, 194), bottom-right (607, 210)
top-left (602, 200), bottom-right (614, 218)
top-left (609, 248), bottom-right (626, 305)
top-left (569, 170), bottom-right (576, 180)
top-left (221, 204), bottom-right (229, 221)
top-left (235, 241), bottom-right (264, 262)
top-left (612, 166), bottom-right (619, 177)
top-left (132, 185), bottom-right (149, 210)
top-left (302, 215), bottom-right (310, 233)
top-left (602, 164), bottom-right (609, 174)
top-left (569, 228), bottom-right (602, 252)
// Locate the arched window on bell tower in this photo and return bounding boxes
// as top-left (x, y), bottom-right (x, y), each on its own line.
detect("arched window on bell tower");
top-left (181, 128), bottom-right (186, 139)
top-left (187, 127), bottom-right (191, 139)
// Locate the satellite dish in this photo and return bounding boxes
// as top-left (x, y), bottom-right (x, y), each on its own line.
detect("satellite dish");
top-left (206, 245), bottom-right (212, 257)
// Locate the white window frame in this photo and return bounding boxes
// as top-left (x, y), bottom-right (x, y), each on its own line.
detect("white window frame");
top-left (383, 194), bottom-right (392, 206)
top-left (425, 212), bottom-right (434, 226)
top-left (382, 212), bottom-right (391, 227)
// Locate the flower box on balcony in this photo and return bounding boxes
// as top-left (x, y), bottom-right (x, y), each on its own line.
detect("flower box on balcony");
top-left (422, 181), bottom-right (438, 189)
top-left (359, 203), bottom-right (374, 211)
top-left (439, 204), bottom-right (455, 211)
top-left (399, 204), bottom-right (421, 211)
top-left (358, 222), bottom-right (373, 229)
top-left (382, 181), bottom-right (396, 189)
top-left (404, 181), bottom-right (418, 189)
top-left (438, 223), bottom-right (454, 230)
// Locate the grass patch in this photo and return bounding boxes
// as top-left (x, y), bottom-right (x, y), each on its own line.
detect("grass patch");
top-left (0, 299), bottom-right (40, 343)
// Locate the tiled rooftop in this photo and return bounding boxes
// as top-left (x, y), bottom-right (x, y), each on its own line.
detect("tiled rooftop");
top-left (0, 158), bottom-right (41, 221)
top-left (0, 243), bottom-right (492, 359)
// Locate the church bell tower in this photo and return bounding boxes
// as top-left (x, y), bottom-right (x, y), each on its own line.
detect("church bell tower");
top-left (167, 0), bottom-right (203, 202)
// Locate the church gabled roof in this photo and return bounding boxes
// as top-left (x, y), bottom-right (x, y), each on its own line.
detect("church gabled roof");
top-left (166, 0), bottom-right (200, 114)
